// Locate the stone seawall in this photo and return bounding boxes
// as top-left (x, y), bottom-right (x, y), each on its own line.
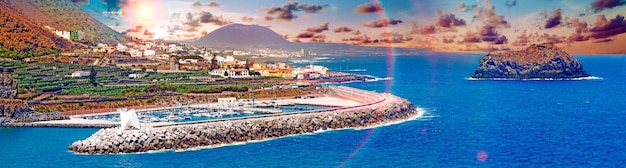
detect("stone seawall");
top-left (69, 93), bottom-right (421, 154)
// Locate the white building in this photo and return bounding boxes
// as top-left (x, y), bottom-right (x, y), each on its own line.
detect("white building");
top-left (116, 43), bottom-right (128, 52)
top-left (143, 50), bottom-right (156, 57)
top-left (129, 49), bottom-right (142, 57)
top-left (71, 71), bottom-right (91, 78)
top-left (54, 30), bottom-right (70, 39)
top-left (209, 68), bottom-right (250, 78)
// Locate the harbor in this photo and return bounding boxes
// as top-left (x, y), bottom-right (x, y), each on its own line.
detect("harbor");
top-left (67, 86), bottom-right (423, 154)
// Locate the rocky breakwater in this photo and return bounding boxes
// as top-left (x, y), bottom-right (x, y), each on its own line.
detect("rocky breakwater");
top-left (471, 43), bottom-right (591, 79)
top-left (69, 93), bottom-right (421, 154)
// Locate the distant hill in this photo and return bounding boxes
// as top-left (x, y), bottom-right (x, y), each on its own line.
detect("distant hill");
top-left (194, 24), bottom-right (291, 49)
top-left (0, 0), bottom-right (120, 59)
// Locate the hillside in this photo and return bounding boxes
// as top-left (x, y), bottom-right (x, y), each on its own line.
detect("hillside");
top-left (194, 24), bottom-right (291, 49)
top-left (0, 0), bottom-right (120, 59)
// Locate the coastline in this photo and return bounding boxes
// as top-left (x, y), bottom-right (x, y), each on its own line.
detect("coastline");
top-left (68, 86), bottom-right (423, 154)
top-left (465, 76), bottom-right (603, 81)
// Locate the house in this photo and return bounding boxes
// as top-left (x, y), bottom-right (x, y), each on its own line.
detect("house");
top-left (71, 71), bottom-right (91, 78)
top-left (210, 68), bottom-right (250, 78)
top-left (262, 69), bottom-right (293, 79)
top-left (128, 74), bottom-right (139, 79)
top-left (143, 50), bottom-right (156, 57)
top-left (296, 72), bottom-right (322, 79)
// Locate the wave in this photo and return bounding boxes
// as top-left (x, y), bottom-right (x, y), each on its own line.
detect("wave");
top-left (364, 76), bottom-right (393, 82)
top-left (313, 57), bottom-right (331, 60)
top-left (466, 76), bottom-right (603, 81)
top-left (355, 107), bottom-right (426, 130)
top-left (344, 69), bottom-right (367, 72)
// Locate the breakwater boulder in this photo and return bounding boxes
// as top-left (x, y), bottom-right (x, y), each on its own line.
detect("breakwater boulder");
top-left (69, 94), bottom-right (421, 154)
top-left (471, 43), bottom-right (591, 79)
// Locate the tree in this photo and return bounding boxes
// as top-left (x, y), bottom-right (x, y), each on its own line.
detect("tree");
top-left (152, 66), bottom-right (157, 72)
top-left (89, 67), bottom-right (98, 86)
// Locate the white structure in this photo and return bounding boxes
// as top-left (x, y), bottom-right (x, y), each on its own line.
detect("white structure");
top-left (54, 30), bottom-right (70, 39)
top-left (118, 108), bottom-right (140, 131)
top-left (209, 68), bottom-right (250, 78)
top-left (128, 74), bottom-right (139, 78)
top-left (71, 71), bottom-right (91, 78)
top-left (224, 56), bottom-right (236, 62)
top-left (116, 43), bottom-right (128, 52)
top-left (129, 49), bottom-right (143, 57)
top-left (143, 50), bottom-right (156, 57)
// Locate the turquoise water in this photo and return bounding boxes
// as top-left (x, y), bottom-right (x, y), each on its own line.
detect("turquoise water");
top-left (1, 54), bottom-right (625, 167)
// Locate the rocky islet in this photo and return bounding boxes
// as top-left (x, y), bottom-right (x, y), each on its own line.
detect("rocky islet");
top-left (472, 43), bottom-right (591, 79)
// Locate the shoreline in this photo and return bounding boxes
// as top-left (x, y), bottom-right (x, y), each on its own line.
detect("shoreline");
top-left (68, 86), bottom-right (423, 154)
top-left (465, 76), bottom-right (603, 81)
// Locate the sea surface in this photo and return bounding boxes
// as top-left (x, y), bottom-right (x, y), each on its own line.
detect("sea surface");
top-left (1, 53), bottom-right (625, 167)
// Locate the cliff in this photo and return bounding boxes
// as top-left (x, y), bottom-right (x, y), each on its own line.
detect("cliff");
top-left (0, 71), bottom-right (65, 125)
top-left (471, 43), bottom-right (591, 79)
top-left (0, 69), bottom-right (18, 98)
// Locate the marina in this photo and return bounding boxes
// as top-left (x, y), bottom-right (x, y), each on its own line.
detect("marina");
top-left (77, 100), bottom-right (342, 124)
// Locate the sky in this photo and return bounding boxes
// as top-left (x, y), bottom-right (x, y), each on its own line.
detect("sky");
top-left (76, 0), bottom-right (626, 51)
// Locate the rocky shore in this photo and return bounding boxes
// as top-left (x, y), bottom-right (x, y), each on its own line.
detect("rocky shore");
top-left (69, 93), bottom-right (421, 154)
top-left (0, 99), bottom-right (67, 127)
top-left (471, 43), bottom-right (591, 79)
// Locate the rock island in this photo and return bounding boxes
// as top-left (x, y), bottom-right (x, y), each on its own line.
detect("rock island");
top-left (471, 43), bottom-right (591, 79)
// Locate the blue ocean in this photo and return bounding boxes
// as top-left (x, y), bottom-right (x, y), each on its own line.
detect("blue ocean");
top-left (1, 53), bottom-right (625, 167)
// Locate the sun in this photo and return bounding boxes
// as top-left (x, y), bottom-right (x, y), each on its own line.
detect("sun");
top-left (134, 1), bottom-right (156, 22)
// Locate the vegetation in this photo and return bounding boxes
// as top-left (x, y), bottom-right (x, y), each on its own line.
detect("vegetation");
top-left (0, 10), bottom-right (63, 59)
top-left (1, 60), bottom-right (274, 98)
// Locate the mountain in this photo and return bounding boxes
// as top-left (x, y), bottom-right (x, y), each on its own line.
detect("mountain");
top-left (0, 0), bottom-right (120, 59)
top-left (194, 24), bottom-right (291, 49)
top-left (471, 43), bottom-right (591, 79)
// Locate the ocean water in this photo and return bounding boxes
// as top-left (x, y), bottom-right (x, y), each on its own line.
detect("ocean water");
top-left (1, 53), bottom-right (626, 167)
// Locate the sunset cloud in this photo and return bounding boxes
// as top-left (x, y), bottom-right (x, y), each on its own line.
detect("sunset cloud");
top-left (590, 14), bottom-right (626, 38)
top-left (354, 2), bottom-right (384, 14)
top-left (568, 19), bottom-right (590, 41)
top-left (310, 34), bottom-right (327, 42)
top-left (306, 22), bottom-right (329, 33)
top-left (296, 32), bottom-right (315, 38)
top-left (436, 9), bottom-right (466, 28)
top-left (474, 0), bottom-right (511, 28)
top-left (453, 3), bottom-right (477, 12)
top-left (363, 19), bottom-right (404, 28)
top-left (333, 26), bottom-right (353, 33)
top-left (591, 0), bottom-right (625, 12)
top-left (261, 2), bottom-right (328, 22)
top-left (198, 12), bottom-right (231, 26)
top-left (462, 30), bottom-right (481, 43)
top-left (241, 16), bottom-right (254, 23)
top-left (545, 8), bottom-right (562, 29)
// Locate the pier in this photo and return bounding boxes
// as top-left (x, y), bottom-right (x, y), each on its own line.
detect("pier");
top-left (68, 86), bottom-right (422, 154)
